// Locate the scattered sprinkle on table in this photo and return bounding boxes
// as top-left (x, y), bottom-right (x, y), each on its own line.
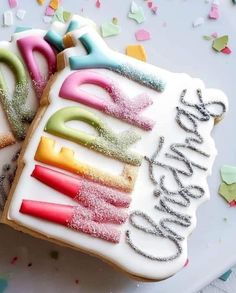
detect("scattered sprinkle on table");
top-left (135, 29), bottom-right (151, 41)
top-left (126, 44), bottom-right (147, 62)
top-left (219, 165), bottom-right (236, 206)
top-left (3, 10), bottom-right (14, 26)
top-left (101, 20), bottom-right (121, 37)
top-left (128, 1), bottom-right (145, 24)
top-left (8, 0), bottom-right (18, 9)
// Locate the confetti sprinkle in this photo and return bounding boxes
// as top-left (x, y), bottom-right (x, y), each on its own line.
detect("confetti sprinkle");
top-left (126, 44), bottom-right (147, 62)
top-left (43, 16), bottom-right (52, 23)
top-left (101, 21), bottom-right (121, 37)
top-left (209, 1), bottom-right (220, 20)
top-left (219, 269), bottom-right (232, 281)
top-left (221, 165), bottom-right (236, 184)
top-left (63, 11), bottom-right (71, 22)
top-left (3, 10), bottom-right (14, 26)
top-left (45, 6), bottom-right (55, 16)
top-left (128, 1), bottom-right (145, 24)
top-left (192, 17), bottom-right (204, 27)
top-left (53, 7), bottom-right (65, 22)
top-left (96, 0), bottom-right (101, 8)
top-left (219, 165), bottom-right (236, 206)
top-left (49, 0), bottom-right (60, 10)
top-left (211, 32), bottom-right (218, 38)
top-left (16, 9), bottom-right (26, 20)
top-left (203, 35), bottom-right (212, 41)
top-left (0, 279), bottom-right (8, 293)
top-left (151, 6), bottom-right (158, 14)
top-left (37, 0), bottom-right (45, 5)
top-left (8, 0), bottom-right (18, 8)
top-left (27, 262), bottom-right (32, 267)
top-left (50, 250), bottom-right (59, 260)
top-left (221, 46), bottom-right (232, 54)
top-left (135, 29), bottom-right (151, 41)
top-left (212, 35), bottom-right (228, 52)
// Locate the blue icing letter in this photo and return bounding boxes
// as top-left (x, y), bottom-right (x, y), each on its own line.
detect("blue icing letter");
top-left (69, 30), bottom-right (166, 92)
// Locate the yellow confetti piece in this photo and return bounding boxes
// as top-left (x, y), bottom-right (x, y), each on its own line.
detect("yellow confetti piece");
top-left (125, 44), bottom-right (147, 62)
top-left (37, 0), bottom-right (45, 5)
top-left (49, 0), bottom-right (60, 10)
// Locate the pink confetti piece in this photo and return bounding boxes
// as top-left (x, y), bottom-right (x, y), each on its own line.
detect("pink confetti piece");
top-left (151, 6), bottom-right (158, 14)
top-left (184, 259), bottom-right (189, 267)
top-left (211, 32), bottom-right (218, 38)
top-left (8, 0), bottom-right (18, 8)
top-left (96, 0), bottom-right (101, 8)
top-left (209, 4), bottom-right (219, 20)
top-left (135, 29), bottom-right (151, 41)
top-left (147, 1), bottom-right (152, 8)
top-left (221, 46), bottom-right (232, 54)
top-left (45, 6), bottom-right (55, 16)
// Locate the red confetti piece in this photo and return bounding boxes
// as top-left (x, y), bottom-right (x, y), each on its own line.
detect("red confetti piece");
top-left (229, 200), bottom-right (236, 207)
top-left (96, 0), bottom-right (101, 8)
top-left (10, 256), bottom-right (18, 265)
top-left (75, 279), bottom-right (79, 285)
top-left (221, 46), bottom-right (232, 55)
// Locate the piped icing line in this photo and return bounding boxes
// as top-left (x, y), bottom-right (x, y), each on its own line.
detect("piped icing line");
top-left (126, 89), bottom-right (227, 261)
top-left (44, 106), bottom-right (142, 166)
top-left (34, 136), bottom-right (138, 192)
top-left (0, 48), bottom-right (35, 140)
top-left (20, 200), bottom-right (121, 243)
top-left (17, 35), bottom-right (56, 99)
top-left (0, 133), bottom-right (15, 149)
top-left (64, 27), bottom-right (166, 92)
top-left (31, 165), bottom-right (131, 208)
top-left (59, 70), bottom-right (155, 130)
top-left (31, 165), bottom-right (129, 224)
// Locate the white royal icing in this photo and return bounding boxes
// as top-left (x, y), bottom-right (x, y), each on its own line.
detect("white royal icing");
top-left (6, 26), bottom-right (228, 280)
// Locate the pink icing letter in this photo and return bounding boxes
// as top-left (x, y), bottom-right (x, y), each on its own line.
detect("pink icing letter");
top-left (59, 70), bottom-right (155, 131)
top-left (17, 35), bottom-right (56, 99)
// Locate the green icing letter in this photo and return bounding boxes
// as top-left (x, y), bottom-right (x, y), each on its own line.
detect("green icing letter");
top-left (44, 106), bottom-right (142, 166)
top-left (0, 49), bottom-right (35, 140)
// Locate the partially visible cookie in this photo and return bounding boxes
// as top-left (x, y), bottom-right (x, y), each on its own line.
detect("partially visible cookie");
top-left (2, 26), bottom-right (228, 281)
top-left (0, 15), bottom-right (97, 212)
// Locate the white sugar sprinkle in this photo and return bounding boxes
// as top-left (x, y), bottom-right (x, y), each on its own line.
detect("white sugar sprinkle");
top-left (3, 10), bottom-right (14, 26)
top-left (16, 9), bottom-right (26, 20)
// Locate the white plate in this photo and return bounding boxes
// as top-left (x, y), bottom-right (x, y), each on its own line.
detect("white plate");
top-left (0, 1), bottom-right (236, 292)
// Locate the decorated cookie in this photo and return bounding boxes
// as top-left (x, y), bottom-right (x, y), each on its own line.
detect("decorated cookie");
top-left (0, 15), bottom-right (96, 212)
top-left (0, 28), bottom-right (56, 211)
top-left (2, 26), bottom-right (228, 281)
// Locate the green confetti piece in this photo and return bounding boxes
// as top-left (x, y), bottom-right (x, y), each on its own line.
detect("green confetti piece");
top-left (219, 182), bottom-right (236, 202)
top-left (101, 22), bottom-right (121, 38)
top-left (203, 35), bottom-right (212, 41)
top-left (15, 26), bottom-right (32, 33)
top-left (53, 7), bottom-right (65, 23)
top-left (212, 35), bottom-right (228, 52)
top-left (63, 11), bottom-right (71, 22)
top-left (128, 1), bottom-right (145, 24)
top-left (50, 250), bottom-right (59, 260)
top-left (221, 165), bottom-right (236, 184)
